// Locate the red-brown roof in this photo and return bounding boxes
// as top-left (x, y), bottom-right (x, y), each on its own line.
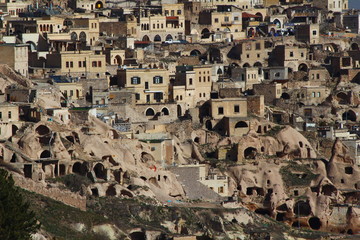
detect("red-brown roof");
top-left (135, 41), bottom-right (151, 44)
top-left (166, 16), bottom-right (178, 20)
top-left (242, 12), bottom-right (260, 18)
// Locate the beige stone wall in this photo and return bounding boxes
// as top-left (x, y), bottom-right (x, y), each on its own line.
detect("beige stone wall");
top-left (210, 98), bottom-right (247, 120)
top-left (58, 83), bottom-right (84, 100)
top-left (247, 95), bottom-right (264, 116)
top-left (118, 68), bottom-right (170, 104)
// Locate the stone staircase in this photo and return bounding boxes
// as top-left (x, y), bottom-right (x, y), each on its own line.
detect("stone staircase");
top-left (171, 166), bottom-right (223, 202)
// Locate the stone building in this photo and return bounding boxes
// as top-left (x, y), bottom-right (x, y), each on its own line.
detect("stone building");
top-left (138, 4), bottom-right (186, 42)
top-left (117, 68), bottom-right (170, 105)
top-left (173, 65), bottom-right (214, 110)
top-left (0, 43), bottom-right (28, 77)
top-left (312, 0), bottom-right (348, 12)
top-left (0, 103), bottom-right (20, 139)
top-left (228, 39), bottom-right (267, 67)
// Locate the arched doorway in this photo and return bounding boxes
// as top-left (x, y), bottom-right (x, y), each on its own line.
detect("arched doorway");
top-left (190, 49), bottom-right (201, 56)
top-left (243, 63), bottom-right (250, 68)
top-left (298, 63), bottom-right (308, 72)
top-left (165, 34), bottom-right (173, 41)
top-left (114, 55), bottom-right (122, 66)
top-left (342, 110), bottom-right (357, 122)
top-left (161, 108), bottom-right (169, 115)
top-left (72, 162), bottom-right (83, 175)
top-left (248, 28), bottom-right (255, 37)
top-left (281, 93), bottom-right (290, 100)
top-left (70, 32), bottom-right (78, 41)
top-left (253, 62), bottom-right (262, 67)
top-left (94, 163), bottom-right (106, 180)
top-left (145, 108), bottom-right (155, 116)
top-left (201, 28), bottom-right (210, 39)
top-left (95, 1), bottom-right (103, 8)
top-left (142, 35), bottom-right (150, 42)
top-left (154, 35), bottom-right (161, 42)
top-left (40, 150), bottom-right (51, 159)
top-left (273, 19), bottom-right (281, 28)
top-left (79, 31), bottom-right (86, 42)
top-left (12, 125), bottom-right (18, 136)
top-left (235, 121), bottom-right (248, 128)
top-left (351, 43), bottom-right (359, 51)
top-left (244, 147), bottom-right (257, 159)
top-left (255, 12), bottom-right (263, 22)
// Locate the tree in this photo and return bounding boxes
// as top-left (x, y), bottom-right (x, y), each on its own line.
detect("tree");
top-left (0, 169), bottom-right (40, 240)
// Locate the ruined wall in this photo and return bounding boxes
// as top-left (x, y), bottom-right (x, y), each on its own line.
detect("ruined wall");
top-left (99, 22), bottom-right (127, 37)
top-left (12, 173), bottom-right (86, 211)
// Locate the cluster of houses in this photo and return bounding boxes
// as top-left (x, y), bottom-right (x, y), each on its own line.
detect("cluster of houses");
top-left (0, 0), bottom-right (360, 197)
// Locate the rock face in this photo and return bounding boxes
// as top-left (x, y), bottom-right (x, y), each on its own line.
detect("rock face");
top-left (1, 93), bottom-right (359, 237)
top-left (2, 115), bottom-right (185, 204)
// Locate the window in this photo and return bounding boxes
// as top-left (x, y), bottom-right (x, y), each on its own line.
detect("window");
top-left (199, 76), bottom-right (201, 82)
top-left (246, 54), bottom-right (249, 58)
top-left (234, 16), bottom-right (239, 21)
top-left (257, 54), bottom-right (260, 58)
top-left (78, 61), bottom-right (82, 67)
top-left (92, 61), bottom-right (97, 67)
top-left (83, 61), bottom-right (86, 67)
top-left (312, 30), bottom-right (317, 35)
top-left (131, 77), bottom-right (141, 85)
top-left (165, 10), bottom-right (169, 15)
top-left (177, 10), bottom-right (181, 15)
top-left (290, 51), bottom-right (294, 57)
top-left (98, 61), bottom-right (102, 67)
top-left (154, 92), bottom-right (163, 101)
top-left (215, 18), bottom-right (219, 23)
top-left (218, 186), bottom-right (224, 193)
top-left (8, 111), bottom-right (11, 119)
top-left (135, 93), bottom-right (140, 100)
top-left (224, 16), bottom-right (229, 22)
top-left (0, 112), bottom-right (2, 119)
top-left (234, 105), bottom-right (239, 113)
top-left (316, 74), bottom-right (320, 79)
top-left (301, 52), bottom-right (304, 57)
top-left (189, 78), bottom-right (193, 85)
top-left (153, 76), bottom-right (163, 84)
top-left (218, 107), bottom-right (224, 115)
top-left (256, 43), bottom-right (261, 50)
top-left (70, 61), bottom-right (73, 68)
top-left (70, 90), bottom-right (73, 96)
top-left (66, 61), bottom-right (69, 68)
top-left (317, 92), bottom-right (321, 97)
top-left (312, 92), bottom-right (315, 98)
top-left (208, 76), bottom-right (210, 82)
